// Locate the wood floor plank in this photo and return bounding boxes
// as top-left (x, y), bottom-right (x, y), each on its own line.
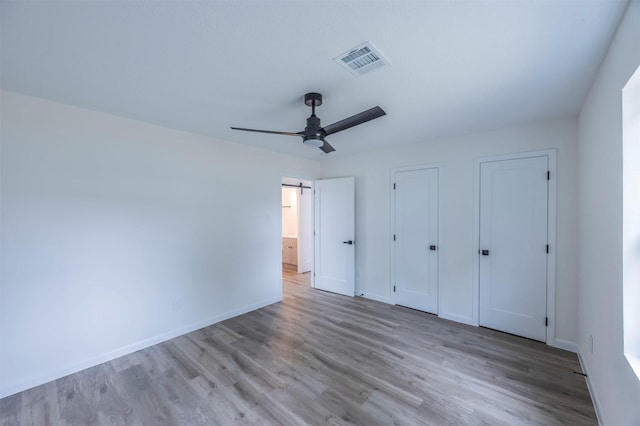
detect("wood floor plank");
top-left (0, 268), bottom-right (597, 425)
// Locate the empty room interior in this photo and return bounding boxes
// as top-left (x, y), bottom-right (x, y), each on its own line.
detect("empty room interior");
top-left (1, 1), bottom-right (640, 425)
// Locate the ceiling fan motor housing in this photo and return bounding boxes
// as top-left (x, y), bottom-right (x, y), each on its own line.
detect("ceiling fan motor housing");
top-left (305, 114), bottom-right (323, 134)
top-left (304, 92), bottom-right (325, 139)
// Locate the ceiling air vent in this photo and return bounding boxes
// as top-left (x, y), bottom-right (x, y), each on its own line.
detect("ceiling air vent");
top-left (334, 41), bottom-right (390, 77)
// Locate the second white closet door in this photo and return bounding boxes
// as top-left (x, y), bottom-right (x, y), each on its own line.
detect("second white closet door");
top-left (393, 168), bottom-right (439, 314)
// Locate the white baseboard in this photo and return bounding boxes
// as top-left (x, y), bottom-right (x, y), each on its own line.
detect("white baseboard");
top-left (578, 351), bottom-right (605, 426)
top-left (0, 295), bottom-right (282, 399)
top-left (551, 338), bottom-right (579, 353)
top-left (361, 292), bottom-right (391, 304)
top-left (438, 311), bottom-right (476, 326)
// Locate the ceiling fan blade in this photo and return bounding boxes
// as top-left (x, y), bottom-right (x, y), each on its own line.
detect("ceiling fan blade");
top-left (323, 106), bottom-right (386, 136)
top-left (319, 140), bottom-right (335, 154)
top-left (230, 127), bottom-right (301, 137)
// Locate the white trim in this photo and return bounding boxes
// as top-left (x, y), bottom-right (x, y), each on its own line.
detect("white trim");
top-left (0, 295), bottom-right (281, 399)
top-left (361, 292), bottom-right (392, 304)
top-left (548, 152), bottom-right (558, 346)
top-left (439, 312), bottom-right (476, 327)
top-left (551, 338), bottom-right (579, 353)
top-left (578, 351), bottom-right (605, 426)
top-left (390, 163), bottom-right (441, 314)
top-left (472, 149), bottom-right (558, 345)
top-left (622, 63), bottom-right (640, 381)
top-left (472, 159), bottom-right (481, 326)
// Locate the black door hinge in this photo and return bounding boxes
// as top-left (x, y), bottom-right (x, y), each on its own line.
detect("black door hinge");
top-left (545, 317), bottom-right (549, 327)
top-left (393, 183), bottom-right (396, 190)
top-left (546, 244), bottom-right (549, 253)
top-left (547, 171), bottom-right (550, 180)
top-left (393, 234), bottom-right (396, 241)
top-left (393, 285), bottom-right (396, 292)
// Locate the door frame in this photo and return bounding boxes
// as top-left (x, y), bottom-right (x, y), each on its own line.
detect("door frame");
top-left (390, 164), bottom-right (441, 311)
top-left (295, 179), bottom-right (314, 274)
top-left (472, 149), bottom-right (557, 345)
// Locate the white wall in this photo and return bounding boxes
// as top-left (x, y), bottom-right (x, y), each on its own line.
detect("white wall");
top-left (281, 187), bottom-right (298, 237)
top-left (0, 90), bottom-right (320, 398)
top-left (321, 118), bottom-right (579, 347)
top-left (577, 1), bottom-right (640, 424)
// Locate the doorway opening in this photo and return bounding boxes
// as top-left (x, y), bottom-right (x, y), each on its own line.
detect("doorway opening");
top-left (281, 176), bottom-right (356, 297)
top-left (281, 177), bottom-right (313, 287)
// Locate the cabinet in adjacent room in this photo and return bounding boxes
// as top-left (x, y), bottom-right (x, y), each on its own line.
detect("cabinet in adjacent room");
top-left (282, 237), bottom-right (298, 265)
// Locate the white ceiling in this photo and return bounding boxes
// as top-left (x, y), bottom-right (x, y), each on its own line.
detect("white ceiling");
top-left (0, 1), bottom-right (629, 159)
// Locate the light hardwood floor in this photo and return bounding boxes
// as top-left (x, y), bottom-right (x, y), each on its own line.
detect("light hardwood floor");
top-left (1, 269), bottom-right (596, 425)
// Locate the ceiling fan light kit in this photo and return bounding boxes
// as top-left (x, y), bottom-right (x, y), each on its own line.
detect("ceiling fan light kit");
top-left (231, 92), bottom-right (385, 153)
top-left (303, 137), bottom-right (324, 148)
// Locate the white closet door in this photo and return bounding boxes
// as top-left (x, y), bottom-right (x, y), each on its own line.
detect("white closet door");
top-left (479, 156), bottom-right (548, 342)
top-left (393, 168), bottom-right (439, 314)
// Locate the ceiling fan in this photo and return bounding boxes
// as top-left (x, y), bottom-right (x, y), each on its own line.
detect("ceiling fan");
top-left (231, 92), bottom-right (386, 153)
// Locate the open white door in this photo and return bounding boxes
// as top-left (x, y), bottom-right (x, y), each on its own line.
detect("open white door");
top-left (314, 177), bottom-right (355, 297)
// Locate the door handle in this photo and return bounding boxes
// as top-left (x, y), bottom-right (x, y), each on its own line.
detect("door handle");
top-left (429, 245), bottom-right (437, 251)
top-left (343, 240), bottom-right (354, 245)
top-left (481, 249), bottom-right (489, 256)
